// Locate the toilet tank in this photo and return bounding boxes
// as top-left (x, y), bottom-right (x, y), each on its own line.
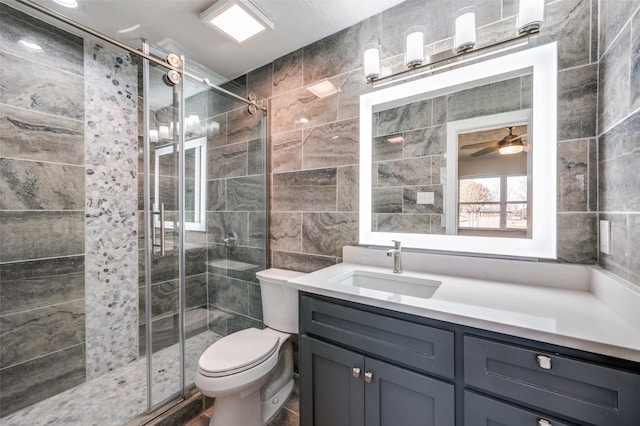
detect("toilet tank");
top-left (255, 268), bottom-right (306, 334)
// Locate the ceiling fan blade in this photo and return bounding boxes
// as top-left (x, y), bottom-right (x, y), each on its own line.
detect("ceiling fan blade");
top-left (471, 146), bottom-right (499, 157)
top-left (460, 141), bottom-right (497, 150)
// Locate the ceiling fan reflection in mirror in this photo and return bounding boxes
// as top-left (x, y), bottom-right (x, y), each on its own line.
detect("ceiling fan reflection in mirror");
top-left (461, 126), bottom-right (527, 157)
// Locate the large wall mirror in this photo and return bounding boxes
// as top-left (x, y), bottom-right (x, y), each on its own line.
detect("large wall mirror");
top-left (359, 42), bottom-right (557, 259)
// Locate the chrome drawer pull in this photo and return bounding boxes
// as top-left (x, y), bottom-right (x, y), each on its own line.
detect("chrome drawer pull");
top-left (538, 419), bottom-right (552, 426)
top-left (364, 371), bottom-right (373, 383)
top-left (536, 355), bottom-right (552, 370)
top-left (352, 367), bottom-right (361, 378)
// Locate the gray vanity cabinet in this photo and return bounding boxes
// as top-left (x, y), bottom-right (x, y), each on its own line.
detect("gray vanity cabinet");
top-left (300, 295), bottom-right (455, 426)
top-left (299, 293), bottom-right (640, 426)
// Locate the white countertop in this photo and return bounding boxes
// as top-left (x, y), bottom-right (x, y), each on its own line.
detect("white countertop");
top-left (288, 247), bottom-right (640, 363)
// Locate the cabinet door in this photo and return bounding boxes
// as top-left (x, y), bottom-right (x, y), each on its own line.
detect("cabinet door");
top-left (300, 335), bottom-right (365, 426)
top-left (364, 357), bottom-right (455, 426)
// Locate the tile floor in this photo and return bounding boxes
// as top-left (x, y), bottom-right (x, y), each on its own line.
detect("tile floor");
top-left (0, 332), bottom-right (221, 426)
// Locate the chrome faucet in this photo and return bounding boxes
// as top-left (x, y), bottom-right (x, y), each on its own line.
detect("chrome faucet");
top-left (387, 240), bottom-right (402, 274)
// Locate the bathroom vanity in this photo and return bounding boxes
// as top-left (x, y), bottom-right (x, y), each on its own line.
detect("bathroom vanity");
top-left (289, 247), bottom-right (640, 426)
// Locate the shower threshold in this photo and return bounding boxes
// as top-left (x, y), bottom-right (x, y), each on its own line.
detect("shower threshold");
top-left (0, 331), bottom-right (221, 426)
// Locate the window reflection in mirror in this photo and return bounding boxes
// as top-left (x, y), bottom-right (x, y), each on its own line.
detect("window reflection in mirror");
top-left (457, 123), bottom-right (530, 238)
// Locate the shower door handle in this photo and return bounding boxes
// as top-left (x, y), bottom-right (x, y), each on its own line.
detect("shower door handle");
top-left (152, 203), bottom-right (166, 256)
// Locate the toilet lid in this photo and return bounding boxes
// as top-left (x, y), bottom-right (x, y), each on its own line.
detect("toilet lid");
top-left (199, 328), bottom-right (279, 376)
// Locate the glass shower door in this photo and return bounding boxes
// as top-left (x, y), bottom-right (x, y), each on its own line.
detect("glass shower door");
top-left (143, 54), bottom-right (185, 408)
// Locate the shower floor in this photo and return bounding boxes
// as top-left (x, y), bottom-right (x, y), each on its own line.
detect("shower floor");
top-left (0, 331), bottom-right (221, 426)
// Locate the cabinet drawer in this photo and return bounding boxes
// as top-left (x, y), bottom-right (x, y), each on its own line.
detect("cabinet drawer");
top-left (464, 391), bottom-right (575, 426)
top-left (464, 336), bottom-right (640, 425)
top-left (300, 295), bottom-right (454, 379)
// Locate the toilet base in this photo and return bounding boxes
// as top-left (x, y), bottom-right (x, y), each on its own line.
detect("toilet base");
top-left (262, 377), bottom-right (294, 425)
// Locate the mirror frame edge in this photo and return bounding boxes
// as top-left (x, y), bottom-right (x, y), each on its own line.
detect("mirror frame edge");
top-left (359, 42), bottom-right (558, 259)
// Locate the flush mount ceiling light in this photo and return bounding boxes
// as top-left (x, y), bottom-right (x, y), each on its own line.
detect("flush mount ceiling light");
top-left (201, 0), bottom-right (274, 44)
top-left (306, 79), bottom-right (340, 98)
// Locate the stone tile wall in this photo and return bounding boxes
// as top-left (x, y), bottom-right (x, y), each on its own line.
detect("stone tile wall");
top-left (234, 0), bottom-right (600, 271)
top-left (597, 1), bottom-right (640, 286)
top-left (0, 4), bottom-right (86, 415)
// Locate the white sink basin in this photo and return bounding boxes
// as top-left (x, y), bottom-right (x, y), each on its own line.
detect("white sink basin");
top-left (333, 270), bottom-right (442, 299)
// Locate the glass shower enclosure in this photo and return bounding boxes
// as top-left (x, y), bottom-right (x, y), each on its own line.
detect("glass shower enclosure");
top-left (0, 1), bottom-right (267, 423)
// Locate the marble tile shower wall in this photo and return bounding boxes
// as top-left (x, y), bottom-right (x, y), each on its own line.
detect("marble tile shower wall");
top-left (0, 4), bottom-right (86, 416)
top-left (205, 91), bottom-right (267, 336)
top-left (597, 1), bottom-right (640, 286)
top-left (370, 75), bottom-right (531, 234)
top-left (240, 0), bottom-right (598, 271)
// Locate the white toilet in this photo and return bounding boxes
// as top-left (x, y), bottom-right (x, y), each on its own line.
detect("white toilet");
top-left (195, 268), bottom-right (305, 426)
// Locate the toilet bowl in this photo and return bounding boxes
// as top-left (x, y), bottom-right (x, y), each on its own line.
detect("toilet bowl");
top-left (195, 268), bottom-right (305, 426)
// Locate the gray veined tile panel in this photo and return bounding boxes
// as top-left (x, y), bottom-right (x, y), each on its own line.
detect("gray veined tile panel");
top-left (598, 0), bottom-right (638, 58)
top-left (247, 63), bottom-right (274, 100)
top-left (227, 175), bottom-right (265, 211)
top-left (599, 111), bottom-right (640, 212)
top-left (337, 165), bottom-right (359, 212)
top-left (558, 64), bottom-right (597, 140)
top-left (207, 178), bottom-right (226, 211)
top-left (206, 114), bottom-right (227, 149)
top-left (0, 3), bottom-right (84, 77)
top-left (302, 212), bottom-right (358, 258)
top-left (372, 187), bottom-right (403, 213)
top-left (447, 77), bottom-right (522, 123)
top-left (403, 126), bottom-right (447, 158)
top-left (271, 250), bottom-right (337, 274)
top-left (376, 99), bottom-right (432, 137)
top-left (208, 142), bottom-right (248, 179)
top-left (0, 299), bottom-right (85, 369)
top-left (226, 106), bottom-right (262, 145)
top-left (248, 282), bottom-right (263, 321)
top-left (377, 213), bottom-right (432, 234)
top-left (270, 85), bottom-right (338, 135)
top-left (628, 214), bottom-right (640, 282)
top-left (0, 104), bottom-right (84, 164)
top-left (227, 246), bottom-right (265, 283)
top-left (0, 50), bottom-right (84, 121)
top-left (248, 211), bottom-right (266, 248)
top-left (273, 49), bottom-right (303, 96)
top-left (0, 255), bottom-right (84, 315)
top-left (0, 211), bottom-right (84, 263)
top-left (302, 16), bottom-right (379, 85)
top-left (0, 343), bottom-right (86, 417)
top-left (269, 212), bottom-right (302, 252)
top-left (302, 118), bottom-right (359, 169)
top-left (536, 0), bottom-right (591, 70)
top-left (0, 158), bottom-right (84, 210)
top-left (377, 157), bottom-right (431, 187)
top-left (336, 68), bottom-right (374, 121)
top-left (557, 213), bottom-right (597, 264)
top-left (598, 24), bottom-right (631, 134)
top-left (271, 185), bottom-right (337, 212)
top-left (272, 130), bottom-right (303, 173)
top-left (273, 167), bottom-right (337, 187)
top-left (631, 8), bottom-right (640, 113)
top-left (248, 138), bottom-right (265, 175)
top-left (558, 139), bottom-right (590, 212)
top-left (208, 274), bottom-right (250, 315)
top-left (373, 134), bottom-right (403, 163)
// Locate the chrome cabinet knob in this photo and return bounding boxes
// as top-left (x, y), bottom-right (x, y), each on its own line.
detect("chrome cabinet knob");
top-left (352, 367), bottom-right (361, 378)
top-left (364, 371), bottom-right (373, 383)
top-left (538, 419), bottom-right (552, 426)
top-left (536, 355), bottom-right (552, 370)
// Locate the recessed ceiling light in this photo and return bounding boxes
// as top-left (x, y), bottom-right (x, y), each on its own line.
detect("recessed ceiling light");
top-left (18, 39), bottom-right (42, 51)
top-left (306, 80), bottom-right (340, 98)
top-left (53, 0), bottom-right (78, 8)
top-left (201, 0), bottom-right (274, 44)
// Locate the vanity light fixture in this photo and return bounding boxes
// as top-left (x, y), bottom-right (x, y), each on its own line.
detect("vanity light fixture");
top-left (405, 26), bottom-right (426, 67)
top-left (364, 2), bottom-right (545, 85)
top-left (518, 0), bottom-right (545, 35)
top-left (306, 79), bottom-right (340, 98)
top-left (454, 8), bottom-right (476, 54)
top-left (53, 0), bottom-right (78, 8)
top-left (200, 0), bottom-right (274, 44)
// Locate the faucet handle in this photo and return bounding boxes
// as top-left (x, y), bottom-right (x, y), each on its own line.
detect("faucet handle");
top-left (392, 240), bottom-right (401, 249)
